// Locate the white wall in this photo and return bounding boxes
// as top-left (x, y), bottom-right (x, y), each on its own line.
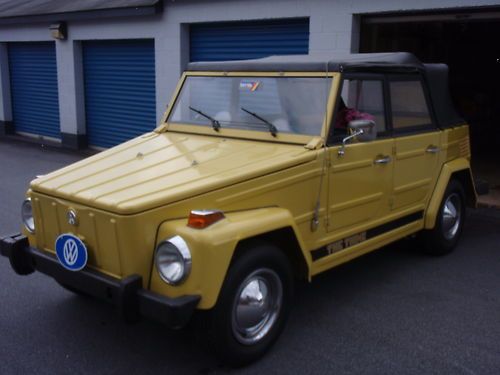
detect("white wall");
top-left (0, 0), bottom-right (498, 143)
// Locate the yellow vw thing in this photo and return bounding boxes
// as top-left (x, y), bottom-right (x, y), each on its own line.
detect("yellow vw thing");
top-left (1, 53), bottom-right (476, 366)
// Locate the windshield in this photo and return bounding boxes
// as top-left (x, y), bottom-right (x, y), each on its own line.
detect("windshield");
top-left (168, 76), bottom-right (332, 136)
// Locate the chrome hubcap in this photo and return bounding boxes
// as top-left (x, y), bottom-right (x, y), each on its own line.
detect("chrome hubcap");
top-left (232, 268), bottom-right (283, 345)
top-left (442, 193), bottom-right (462, 240)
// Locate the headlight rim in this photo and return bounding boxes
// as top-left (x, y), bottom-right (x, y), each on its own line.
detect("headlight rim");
top-left (21, 197), bottom-right (35, 234)
top-left (155, 235), bottom-right (192, 286)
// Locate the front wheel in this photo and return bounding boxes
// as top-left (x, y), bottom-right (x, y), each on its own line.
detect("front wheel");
top-left (196, 242), bottom-right (293, 367)
top-left (421, 179), bottom-right (466, 255)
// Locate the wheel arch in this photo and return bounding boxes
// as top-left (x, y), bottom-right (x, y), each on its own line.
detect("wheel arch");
top-left (424, 158), bottom-right (477, 229)
top-left (231, 226), bottom-right (310, 282)
top-left (452, 169), bottom-right (477, 208)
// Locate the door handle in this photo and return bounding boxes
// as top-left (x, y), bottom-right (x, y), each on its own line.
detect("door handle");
top-left (374, 155), bottom-right (392, 165)
top-left (426, 145), bottom-right (440, 154)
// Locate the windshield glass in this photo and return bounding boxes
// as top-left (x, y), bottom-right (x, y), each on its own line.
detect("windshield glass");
top-left (168, 76), bottom-right (332, 136)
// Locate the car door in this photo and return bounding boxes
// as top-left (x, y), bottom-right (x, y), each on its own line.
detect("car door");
top-left (388, 76), bottom-right (441, 212)
top-left (327, 75), bottom-right (394, 234)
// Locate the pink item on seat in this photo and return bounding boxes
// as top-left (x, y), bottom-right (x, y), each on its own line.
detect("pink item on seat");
top-left (335, 108), bottom-right (375, 129)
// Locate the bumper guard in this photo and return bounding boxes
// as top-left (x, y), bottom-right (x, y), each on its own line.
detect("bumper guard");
top-left (0, 233), bottom-right (200, 329)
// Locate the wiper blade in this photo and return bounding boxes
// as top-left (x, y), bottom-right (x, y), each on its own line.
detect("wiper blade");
top-left (189, 106), bottom-right (221, 131)
top-left (240, 107), bottom-right (278, 137)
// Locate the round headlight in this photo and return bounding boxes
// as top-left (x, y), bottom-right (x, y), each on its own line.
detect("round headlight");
top-left (155, 235), bottom-right (191, 285)
top-left (21, 198), bottom-right (35, 234)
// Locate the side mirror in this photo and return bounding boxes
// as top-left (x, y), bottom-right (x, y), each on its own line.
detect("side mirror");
top-left (338, 120), bottom-right (376, 157)
top-left (348, 119), bottom-right (376, 142)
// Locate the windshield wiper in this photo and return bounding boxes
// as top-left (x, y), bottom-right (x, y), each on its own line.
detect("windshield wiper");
top-left (240, 107), bottom-right (278, 137)
top-left (189, 106), bottom-right (221, 132)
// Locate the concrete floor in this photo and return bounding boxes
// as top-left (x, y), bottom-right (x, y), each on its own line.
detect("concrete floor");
top-left (1, 138), bottom-right (499, 374)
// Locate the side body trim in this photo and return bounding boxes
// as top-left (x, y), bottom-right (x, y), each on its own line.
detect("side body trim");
top-left (311, 210), bottom-right (424, 261)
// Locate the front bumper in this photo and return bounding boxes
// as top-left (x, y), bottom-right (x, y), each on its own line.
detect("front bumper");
top-left (0, 233), bottom-right (200, 329)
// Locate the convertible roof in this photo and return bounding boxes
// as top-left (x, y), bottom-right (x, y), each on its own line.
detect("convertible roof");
top-left (187, 52), bottom-right (423, 73)
top-left (188, 53), bottom-right (464, 128)
top-left (424, 63), bottom-right (464, 128)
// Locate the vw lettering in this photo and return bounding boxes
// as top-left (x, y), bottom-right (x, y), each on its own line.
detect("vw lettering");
top-left (67, 209), bottom-right (78, 226)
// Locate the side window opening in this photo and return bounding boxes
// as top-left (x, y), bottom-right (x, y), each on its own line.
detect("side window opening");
top-left (390, 80), bottom-right (432, 130)
top-left (333, 79), bottom-right (387, 139)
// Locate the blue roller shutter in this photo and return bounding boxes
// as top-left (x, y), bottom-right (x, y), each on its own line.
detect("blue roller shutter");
top-left (8, 42), bottom-right (60, 138)
top-left (82, 40), bottom-right (156, 148)
top-left (190, 18), bottom-right (309, 62)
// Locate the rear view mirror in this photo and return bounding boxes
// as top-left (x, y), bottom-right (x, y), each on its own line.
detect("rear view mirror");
top-left (338, 119), bottom-right (376, 157)
top-left (348, 119), bottom-right (376, 142)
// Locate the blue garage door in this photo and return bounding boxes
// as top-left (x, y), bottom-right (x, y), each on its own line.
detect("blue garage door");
top-left (8, 42), bottom-right (60, 138)
top-left (83, 40), bottom-right (156, 148)
top-left (190, 18), bottom-right (309, 62)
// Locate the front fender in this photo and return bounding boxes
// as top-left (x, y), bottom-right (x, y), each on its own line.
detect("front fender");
top-left (149, 207), bottom-right (307, 309)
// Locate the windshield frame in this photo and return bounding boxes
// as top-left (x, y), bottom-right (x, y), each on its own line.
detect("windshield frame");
top-left (158, 71), bottom-right (340, 145)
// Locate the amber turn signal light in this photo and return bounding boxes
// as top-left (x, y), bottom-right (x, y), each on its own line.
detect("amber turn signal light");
top-left (188, 210), bottom-right (225, 229)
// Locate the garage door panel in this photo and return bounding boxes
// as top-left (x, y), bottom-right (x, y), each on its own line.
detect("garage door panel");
top-left (83, 40), bottom-right (156, 148)
top-left (190, 19), bottom-right (309, 62)
top-left (8, 42), bottom-right (61, 138)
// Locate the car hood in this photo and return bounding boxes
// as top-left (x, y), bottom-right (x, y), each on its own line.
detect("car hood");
top-left (31, 132), bottom-right (315, 214)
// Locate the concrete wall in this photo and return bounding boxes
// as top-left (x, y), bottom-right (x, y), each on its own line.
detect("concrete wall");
top-left (0, 0), bottom-right (498, 146)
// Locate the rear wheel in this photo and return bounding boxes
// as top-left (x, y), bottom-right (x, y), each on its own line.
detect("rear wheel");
top-left (422, 179), bottom-right (466, 255)
top-left (196, 242), bottom-right (293, 367)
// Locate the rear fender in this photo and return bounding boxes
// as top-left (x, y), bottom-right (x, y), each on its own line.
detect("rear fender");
top-left (425, 158), bottom-right (477, 229)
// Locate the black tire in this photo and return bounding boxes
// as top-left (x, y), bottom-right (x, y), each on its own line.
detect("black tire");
top-left (195, 242), bottom-right (293, 367)
top-left (421, 179), bottom-right (466, 255)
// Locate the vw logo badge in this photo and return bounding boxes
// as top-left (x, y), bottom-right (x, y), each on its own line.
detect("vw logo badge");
top-left (55, 234), bottom-right (88, 271)
top-left (63, 239), bottom-right (78, 266)
top-left (67, 209), bottom-right (78, 226)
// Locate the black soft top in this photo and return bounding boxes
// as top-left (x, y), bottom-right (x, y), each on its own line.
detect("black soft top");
top-left (424, 64), bottom-right (464, 128)
top-left (187, 52), bottom-right (463, 128)
top-left (187, 52), bottom-right (422, 73)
